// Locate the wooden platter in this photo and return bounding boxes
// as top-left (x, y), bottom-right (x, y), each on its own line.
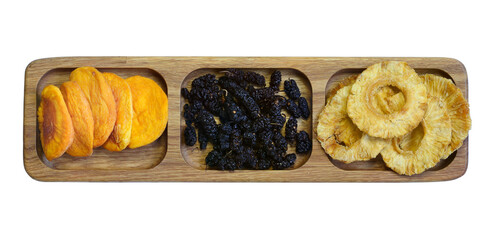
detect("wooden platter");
top-left (24, 57), bottom-right (468, 182)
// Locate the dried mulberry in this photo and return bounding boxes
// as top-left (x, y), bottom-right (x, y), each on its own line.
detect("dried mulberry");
top-left (296, 131), bottom-right (312, 154)
top-left (284, 79), bottom-right (301, 100)
top-left (298, 97), bottom-right (310, 119)
top-left (270, 70), bottom-right (282, 90)
top-left (184, 125), bottom-right (197, 146)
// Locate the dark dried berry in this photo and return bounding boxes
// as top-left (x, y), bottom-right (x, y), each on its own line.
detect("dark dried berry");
top-left (196, 109), bottom-right (218, 140)
top-left (273, 153), bottom-right (296, 170)
top-left (219, 78), bottom-right (260, 119)
top-left (183, 104), bottom-right (197, 124)
top-left (257, 158), bottom-right (271, 170)
top-left (284, 79), bottom-right (301, 100)
top-left (184, 125), bottom-right (197, 146)
top-left (267, 97), bottom-right (285, 116)
top-left (243, 131), bottom-right (257, 147)
top-left (206, 150), bottom-right (223, 168)
top-left (244, 71), bottom-right (266, 86)
top-left (198, 131), bottom-right (209, 150)
top-left (298, 97), bottom-right (310, 119)
top-left (285, 116), bottom-right (298, 143)
top-left (270, 114), bottom-right (286, 131)
top-left (273, 131), bottom-right (288, 153)
top-left (181, 88), bottom-right (191, 99)
top-left (285, 99), bottom-right (301, 118)
top-left (224, 69), bottom-right (248, 88)
top-left (296, 131), bottom-right (312, 154)
top-left (252, 116), bottom-right (270, 133)
top-left (230, 130), bottom-right (244, 153)
top-left (248, 86), bottom-right (276, 102)
top-left (223, 94), bottom-right (248, 123)
top-left (270, 70), bottom-right (282, 90)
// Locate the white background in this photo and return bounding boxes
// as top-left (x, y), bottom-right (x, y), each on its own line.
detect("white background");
top-left (1, 1), bottom-right (484, 239)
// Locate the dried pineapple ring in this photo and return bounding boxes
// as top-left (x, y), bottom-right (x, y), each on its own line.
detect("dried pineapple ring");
top-left (421, 74), bottom-right (471, 159)
top-left (347, 61), bottom-right (427, 138)
top-left (317, 85), bottom-right (388, 163)
top-left (371, 86), bottom-right (405, 115)
top-left (326, 74), bottom-right (358, 105)
top-left (381, 96), bottom-right (451, 176)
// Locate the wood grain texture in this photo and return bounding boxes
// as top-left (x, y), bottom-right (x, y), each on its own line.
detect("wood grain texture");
top-left (24, 57), bottom-right (469, 182)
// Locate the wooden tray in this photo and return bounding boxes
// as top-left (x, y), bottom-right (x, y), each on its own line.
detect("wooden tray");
top-left (24, 57), bottom-right (468, 182)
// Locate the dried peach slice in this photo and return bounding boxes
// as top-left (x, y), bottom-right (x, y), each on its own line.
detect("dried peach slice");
top-left (102, 72), bottom-right (133, 151)
top-left (126, 76), bottom-right (168, 149)
top-left (70, 67), bottom-right (116, 147)
top-left (60, 81), bottom-right (94, 157)
top-left (38, 85), bottom-right (74, 160)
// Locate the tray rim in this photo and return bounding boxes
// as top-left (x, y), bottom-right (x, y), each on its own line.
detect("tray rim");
top-left (23, 56), bottom-right (469, 182)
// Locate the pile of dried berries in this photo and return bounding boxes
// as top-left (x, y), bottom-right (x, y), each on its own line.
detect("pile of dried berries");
top-left (182, 69), bottom-right (311, 170)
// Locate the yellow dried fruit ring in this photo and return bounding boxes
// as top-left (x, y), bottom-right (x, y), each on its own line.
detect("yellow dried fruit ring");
top-left (421, 74), bottom-right (471, 159)
top-left (381, 96), bottom-right (451, 176)
top-left (325, 74), bottom-right (358, 105)
top-left (317, 85), bottom-right (388, 163)
top-left (347, 61), bottom-right (427, 138)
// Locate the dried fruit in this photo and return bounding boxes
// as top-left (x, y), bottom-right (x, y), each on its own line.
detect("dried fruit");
top-left (270, 70), bottom-right (282, 90)
top-left (298, 97), bottom-right (310, 119)
top-left (102, 72), bottom-right (133, 152)
top-left (38, 85), bottom-right (74, 160)
top-left (284, 79), bottom-right (301, 100)
top-left (421, 74), bottom-right (471, 158)
top-left (347, 61), bottom-right (427, 138)
top-left (60, 81), bottom-right (94, 157)
top-left (126, 76), bottom-right (168, 149)
top-left (296, 131), bottom-right (312, 154)
top-left (326, 74), bottom-right (358, 105)
top-left (70, 67), bottom-right (116, 147)
top-left (317, 85), bottom-right (387, 162)
top-left (184, 125), bottom-right (197, 146)
top-left (381, 97), bottom-right (452, 175)
top-left (370, 86), bottom-right (405, 115)
top-left (182, 69), bottom-right (310, 170)
top-left (285, 116), bottom-right (298, 143)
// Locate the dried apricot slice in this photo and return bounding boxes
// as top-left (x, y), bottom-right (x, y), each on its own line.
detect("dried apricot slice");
top-left (70, 67), bottom-right (116, 147)
top-left (60, 81), bottom-right (94, 157)
top-left (38, 85), bottom-right (74, 160)
top-left (126, 76), bottom-right (168, 149)
top-left (102, 72), bottom-right (133, 151)
top-left (347, 61), bottom-right (427, 138)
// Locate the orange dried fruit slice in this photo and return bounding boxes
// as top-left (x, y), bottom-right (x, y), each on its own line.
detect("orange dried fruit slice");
top-left (70, 67), bottom-right (116, 147)
top-left (38, 85), bottom-right (74, 160)
top-left (60, 81), bottom-right (94, 157)
top-left (126, 76), bottom-right (168, 149)
top-left (347, 61), bottom-right (427, 138)
top-left (102, 72), bottom-right (133, 151)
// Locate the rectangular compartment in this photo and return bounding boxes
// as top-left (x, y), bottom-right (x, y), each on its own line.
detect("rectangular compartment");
top-left (180, 68), bottom-right (312, 170)
top-left (24, 57), bottom-right (468, 182)
top-left (34, 67), bottom-right (167, 170)
top-left (325, 68), bottom-right (458, 173)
